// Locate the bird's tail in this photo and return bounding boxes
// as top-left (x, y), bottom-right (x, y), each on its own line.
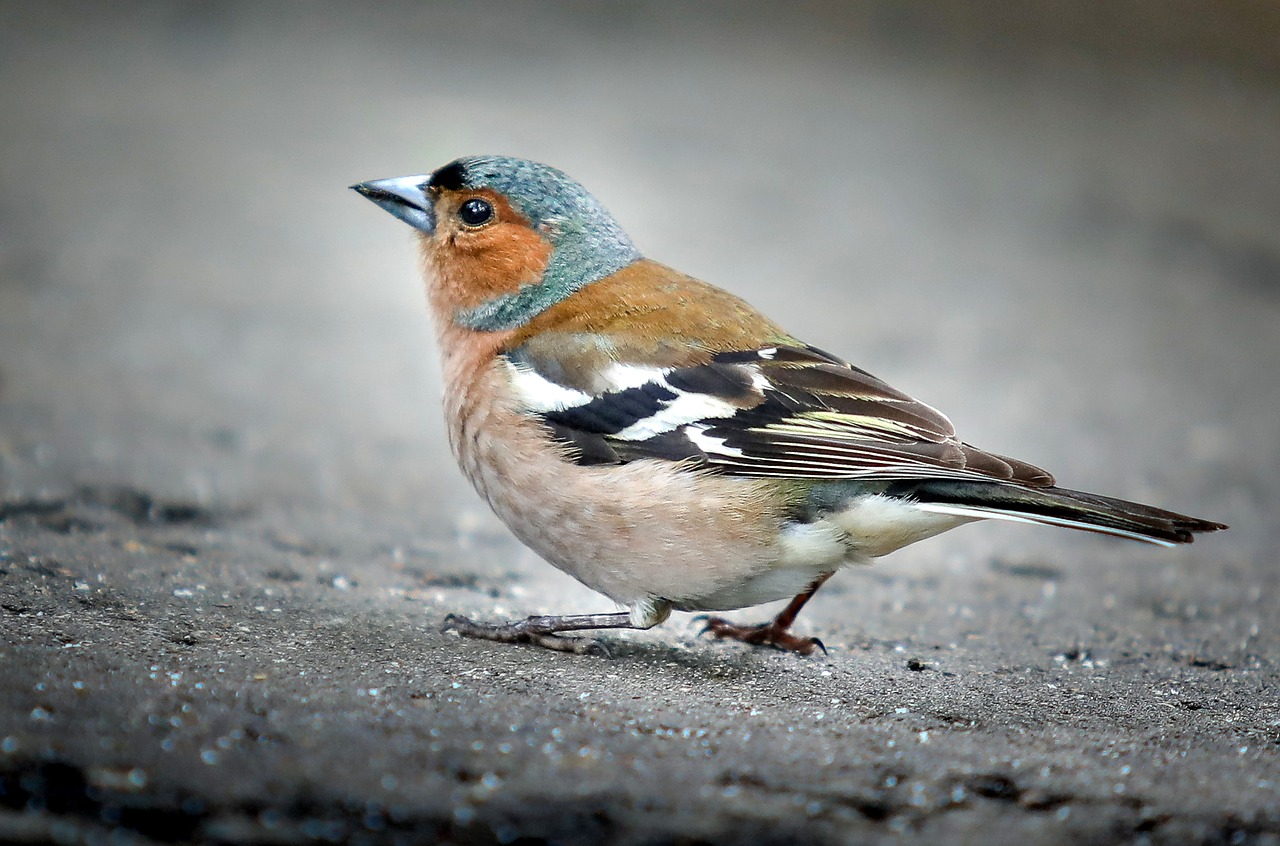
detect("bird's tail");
top-left (897, 481), bottom-right (1227, 547)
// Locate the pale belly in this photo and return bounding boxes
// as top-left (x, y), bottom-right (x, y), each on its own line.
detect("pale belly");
top-left (462, 435), bottom-right (841, 615)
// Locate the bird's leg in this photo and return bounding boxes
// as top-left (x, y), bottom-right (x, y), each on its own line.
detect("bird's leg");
top-left (698, 573), bottom-right (834, 656)
top-left (441, 611), bottom-right (638, 656)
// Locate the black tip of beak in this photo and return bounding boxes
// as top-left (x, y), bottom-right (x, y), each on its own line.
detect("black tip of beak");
top-left (351, 175), bottom-right (437, 235)
top-left (350, 183), bottom-right (393, 205)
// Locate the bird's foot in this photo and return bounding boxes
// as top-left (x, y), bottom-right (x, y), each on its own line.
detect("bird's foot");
top-left (441, 613), bottom-right (610, 657)
top-left (696, 615), bottom-right (826, 656)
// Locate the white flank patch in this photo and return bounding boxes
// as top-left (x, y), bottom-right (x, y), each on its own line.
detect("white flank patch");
top-left (684, 425), bottom-right (745, 457)
top-left (613, 391), bottom-right (741, 440)
top-left (504, 361), bottom-right (592, 412)
top-left (912, 503), bottom-right (1177, 547)
top-left (832, 494), bottom-right (976, 558)
top-left (776, 519), bottom-right (848, 568)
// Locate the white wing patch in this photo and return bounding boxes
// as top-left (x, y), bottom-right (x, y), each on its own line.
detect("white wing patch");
top-left (684, 425), bottom-right (745, 457)
top-left (504, 361), bottom-right (592, 412)
top-left (600, 363), bottom-right (668, 391)
top-left (508, 355), bottom-right (769, 444)
top-left (613, 393), bottom-right (741, 441)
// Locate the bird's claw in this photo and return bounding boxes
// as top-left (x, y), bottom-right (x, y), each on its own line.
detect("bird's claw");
top-left (695, 615), bottom-right (826, 656)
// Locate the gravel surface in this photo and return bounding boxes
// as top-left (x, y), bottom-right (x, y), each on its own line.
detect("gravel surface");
top-left (1, 3), bottom-right (1277, 844)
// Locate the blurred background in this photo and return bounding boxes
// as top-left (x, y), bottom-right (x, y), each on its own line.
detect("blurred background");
top-left (2, 4), bottom-right (1278, 842)
top-left (1, 1), bottom-right (1276, 554)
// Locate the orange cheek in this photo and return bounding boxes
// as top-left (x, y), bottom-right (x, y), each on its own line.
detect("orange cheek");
top-left (421, 223), bottom-right (553, 321)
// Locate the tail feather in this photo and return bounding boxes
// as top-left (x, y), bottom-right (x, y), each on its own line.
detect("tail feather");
top-left (897, 481), bottom-right (1227, 547)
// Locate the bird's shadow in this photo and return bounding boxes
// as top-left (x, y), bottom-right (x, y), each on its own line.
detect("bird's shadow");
top-left (437, 620), bottom-right (839, 678)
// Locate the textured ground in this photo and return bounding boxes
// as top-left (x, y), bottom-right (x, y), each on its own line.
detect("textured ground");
top-left (1, 3), bottom-right (1278, 844)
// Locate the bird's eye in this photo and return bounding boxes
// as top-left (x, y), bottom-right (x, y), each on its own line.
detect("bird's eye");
top-left (458, 198), bottom-right (495, 227)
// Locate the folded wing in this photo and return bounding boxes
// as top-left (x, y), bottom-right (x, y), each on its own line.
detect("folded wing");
top-left (503, 335), bottom-right (1055, 487)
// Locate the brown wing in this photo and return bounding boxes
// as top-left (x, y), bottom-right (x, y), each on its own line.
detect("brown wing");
top-left (505, 337), bottom-right (1054, 487)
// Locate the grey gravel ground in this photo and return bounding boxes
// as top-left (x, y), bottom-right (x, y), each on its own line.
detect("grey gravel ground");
top-left (1, 3), bottom-right (1278, 844)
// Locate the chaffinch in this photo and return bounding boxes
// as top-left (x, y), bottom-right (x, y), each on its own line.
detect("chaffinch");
top-left (353, 156), bottom-right (1225, 656)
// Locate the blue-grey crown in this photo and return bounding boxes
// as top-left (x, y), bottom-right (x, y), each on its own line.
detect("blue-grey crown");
top-left (430, 156), bottom-right (642, 332)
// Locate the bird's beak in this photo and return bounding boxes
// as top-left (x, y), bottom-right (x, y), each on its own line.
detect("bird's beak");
top-left (351, 175), bottom-right (436, 235)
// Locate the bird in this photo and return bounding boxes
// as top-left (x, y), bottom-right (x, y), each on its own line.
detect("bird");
top-left (352, 155), bottom-right (1226, 656)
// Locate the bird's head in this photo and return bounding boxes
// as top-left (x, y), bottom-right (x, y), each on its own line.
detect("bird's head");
top-left (353, 156), bottom-right (641, 332)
